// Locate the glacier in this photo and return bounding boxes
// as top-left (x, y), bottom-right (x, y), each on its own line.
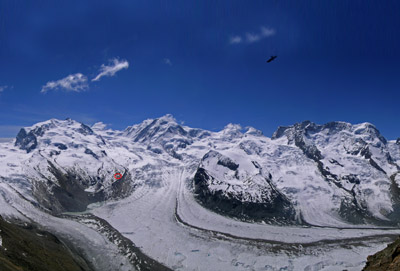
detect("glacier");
top-left (1, 115), bottom-right (400, 270)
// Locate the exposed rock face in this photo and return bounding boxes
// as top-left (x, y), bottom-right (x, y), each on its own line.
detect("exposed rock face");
top-left (32, 161), bottom-right (134, 214)
top-left (271, 120), bottom-right (400, 225)
top-left (363, 237), bottom-right (400, 271)
top-left (32, 161), bottom-right (106, 213)
top-left (15, 128), bottom-right (38, 153)
top-left (11, 119), bottom-right (135, 214)
top-left (194, 150), bottom-right (297, 224)
top-left (0, 216), bottom-right (93, 271)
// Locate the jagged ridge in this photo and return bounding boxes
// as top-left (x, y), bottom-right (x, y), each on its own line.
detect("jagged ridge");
top-left (0, 116), bottom-right (399, 226)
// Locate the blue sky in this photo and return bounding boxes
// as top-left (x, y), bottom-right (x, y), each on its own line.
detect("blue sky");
top-left (0, 1), bottom-right (399, 139)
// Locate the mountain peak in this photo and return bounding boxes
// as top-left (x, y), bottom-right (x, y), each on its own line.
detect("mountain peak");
top-left (14, 118), bottom-right (97, 153)
top-left (245, 126), bottom-right (263, 136)
top-left (296, 120), bottom-right (313, 128)
top-left (124, 114), bottom-right (187, 144)
top-left (223, 123), bottom-right (242, 131)
top-left (271, 121), bottom-right (317, 140)
top-left (272, 120), bottom-right (384, 141)
top-left (92, 122), bottom-right (108, 131)
top-left (219, 123), bottom-right (243, 140)
top-left (352, 122), bottom-right (387, 144)
top-left (25, 118), bottom-right (80, 132)
top-left (157, 114), bottom-right (177, 124)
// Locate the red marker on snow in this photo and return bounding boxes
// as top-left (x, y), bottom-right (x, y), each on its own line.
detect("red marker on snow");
top-left (114, 173), bottom-right (123, 180)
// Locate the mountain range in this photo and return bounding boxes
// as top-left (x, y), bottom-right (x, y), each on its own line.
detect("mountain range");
top-left (1, 115), bottom-right (400, 270)
top-left (3, 115), bottom-right (400, 225)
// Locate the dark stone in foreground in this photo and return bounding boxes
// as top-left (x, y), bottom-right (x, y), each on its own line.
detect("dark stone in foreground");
top-left (363, 236), bottom-right (400, 271)
top-left (0, 216), bottom-right (93, 271)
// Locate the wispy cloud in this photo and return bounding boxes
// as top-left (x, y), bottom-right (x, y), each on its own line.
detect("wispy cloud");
top-left (229, 36), bottom-right (242, 44)
top-left (40, 57), bottom-right (128, 93)
top-left (260, 26), bottom-right (275, 37)
top-left (92, 58), bottom-right (129, 82)
top-left (245, 33), bottom-right (261, 43)
top-left (0, 85), bottom-right (8, 92)
top-left (230, 26), bottom-right (275, 45)
top-left (41, 73), bottom-right (88, 93)
top-left (163, 58), bottom-right (172, 66)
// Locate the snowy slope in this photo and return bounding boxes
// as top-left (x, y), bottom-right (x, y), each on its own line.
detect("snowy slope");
top-left (193, 149), bottom-right (297, 224)
top-left (1, 116), bottom-right (400, 224)
top-left (1, 115), bottom-right (400, 270)
top-left (271, 121), bottom-right (400, 225)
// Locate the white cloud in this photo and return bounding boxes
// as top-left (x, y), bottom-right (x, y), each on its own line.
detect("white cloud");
top-left (0, 85), bottom-right (8, 92)
top-left (260, 26), bottom-right (275, 37)
top-left (92, 58), bottom-right (129, 82)
top-left (230, 26), bottom-right (275, 45)
top-left (41, 73), bottom-right (88, 93)
top-left (163, 58), bottom-right (172, 66)
top-left (245, 32), bottom-right (261, 43)
top-left (229, 36), bottom-right (242, 44)
top-left (40, 57), bottom-right (129, 93)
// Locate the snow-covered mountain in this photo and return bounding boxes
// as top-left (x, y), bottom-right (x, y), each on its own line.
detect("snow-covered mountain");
top-left (193, 150), bottom-right (297, 224)
top-left (1, 115), bottom-right (400, 226)
top-left (2, 115), bottom-right (400, 270)
top-left (271, 121), bottom-right (400, 225)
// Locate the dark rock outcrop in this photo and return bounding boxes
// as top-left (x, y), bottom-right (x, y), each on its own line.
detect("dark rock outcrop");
top-left (54, 142), bottom-right (68, 150)
top-left (0, 216), bottom-right (93, 271)
top-left (15, 128), bottom-right (38, 153)
top-left (363, 237), bottom-right (400, 271)
top-left (77, 123), bottom-right (94, 135)
top-left (193, 151), bottom-right (298, 225)
top-left (194, 168), bottom-right (297, 224)
top-left (32, 161), bottom-right (133, 214)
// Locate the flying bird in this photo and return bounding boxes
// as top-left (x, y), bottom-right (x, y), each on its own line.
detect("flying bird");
top-left (266, 56), bottom-right (277, 63)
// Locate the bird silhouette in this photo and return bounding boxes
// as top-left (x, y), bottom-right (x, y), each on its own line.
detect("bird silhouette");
top-left (266, 56), bottom-right (277, 63)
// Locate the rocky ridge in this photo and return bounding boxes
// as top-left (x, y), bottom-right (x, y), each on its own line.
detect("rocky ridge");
top-left (0, 116), bottom-right (399, 226)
